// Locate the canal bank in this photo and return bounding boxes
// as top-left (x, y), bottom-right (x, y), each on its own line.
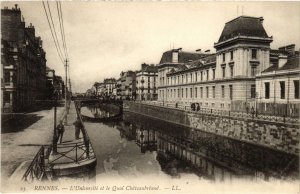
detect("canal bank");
top-left (123, 101), bottom-right (299, 155)
top-left (1, 106), bottom-right (64, 185)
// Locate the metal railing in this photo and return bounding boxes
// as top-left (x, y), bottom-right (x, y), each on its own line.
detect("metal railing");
top-left (48, 141), bottom-right (95, 165)
top-left (134, 101), bottom-right (299, 124)
top-left (22, 146), bottom-right (46, 182)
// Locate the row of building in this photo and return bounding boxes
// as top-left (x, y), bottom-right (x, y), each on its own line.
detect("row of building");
top-left (1, 5), bottom-right (65, 113)
top-left (87, 63), bottom-right (158, 101)
top-left (87, 15), bottom-right (299, 117)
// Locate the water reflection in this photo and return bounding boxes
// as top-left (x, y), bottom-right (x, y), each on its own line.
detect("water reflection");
top-left (86, 103), bottom-right (120, 118)
top-left (84, 105), bottom-right (298, 181)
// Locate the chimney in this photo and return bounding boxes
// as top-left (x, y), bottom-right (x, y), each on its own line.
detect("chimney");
top-left (205, 49), bottom-right (211, 54)
top-left (14, 4), bottom-right (18, 10)
top-left (278, 54), bottom-right (288, 68)
top-left (279, 44), bottom-right (295, 56)
top-left (196, 49), bottom-right (201, 53)
top-left (259, 17), bottom-right (264, 24)
top-left (141, 63), bottom-right (148, 70)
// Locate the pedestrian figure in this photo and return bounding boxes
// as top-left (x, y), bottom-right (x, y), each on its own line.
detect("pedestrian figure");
top-left (196, 103), bottom-right (200, 111)
top-left (56, 120), bottom-right (65, 144)
top-left (73, 117), bottom-right (82, 140)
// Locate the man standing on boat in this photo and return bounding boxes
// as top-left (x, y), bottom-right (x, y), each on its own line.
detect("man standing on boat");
top-left (73, 117), bottom-right (82, 140)
top-left (56, 120), bottom-right (65, 144)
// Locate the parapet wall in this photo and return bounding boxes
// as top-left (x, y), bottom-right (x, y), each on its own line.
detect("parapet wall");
top-left (124, 101), bottom-right (299, 155)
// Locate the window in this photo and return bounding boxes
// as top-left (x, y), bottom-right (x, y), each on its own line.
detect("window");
top-left (265, 82), bottom-right (270, 99)
top-left (280, 81), bottom-right (285, 99)
top-left (195, 73), bottom-right (198, 82)
top-left (148, 77), bottom-right (150, 82)
top-left (252, 49), bottom-right (257, 59)
top-left (167, 78), bottom-right (169, 85)
top-left (177, 76), bottom-right (179, 84)
top-left (195, 87), bottom-right (197, 98)
top-left (229, 85), bottom-right (233, 100)
top-left (206, 70), bottom-right (209, 80)
top-left (186, 74), bottom-right (188, 83)
top-left (221, 85), bottom-right (225, 98)
top-left (186, 88), bottom-right (188, 98)
top-left (230, 51), bottom-right (233, 60)
top-left (201, 71), bottom-right (203, 81)
top-left (190, 73), bottom-right (193, 83)
top-left (190, 88), bottom-right (193, 98)
top-left (294, 80), bottom-right (299, 99)
top-left (230, 65), bottom-right (234, 77)
top-left (178, 89), bottom-right (180, 98)
top-left (4, 92), bottom-right (10, 103)
top-left (251, 65), bottom-right (257, 76)
top-left (200, 87), bottom-right (203, 98)
top-left (182, 75), bottom-right (184, 83)
top-left (222, 66), bottom-right (226, 78)
top-left (251, 84), bottom-right (256, 98)
top-left (206, 87), bottom-right (209, 98)
top-left (182, 88), bottom-right (184, 98)
top-left (4, 72), bottom-right (10, 83)
top-left (212, 69), bottom-right (215, 80)
top-left (212, 86), bottom-right (215, 98)
top-left (222, 53), bottom-right (225, 62)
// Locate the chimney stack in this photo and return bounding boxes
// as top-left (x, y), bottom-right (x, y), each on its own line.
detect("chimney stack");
top-left (279, 44), bottom-right (295, 56)
top-left (278, 54), bottom-right (288, 68)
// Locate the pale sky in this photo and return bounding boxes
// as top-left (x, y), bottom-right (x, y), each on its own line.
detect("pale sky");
top-left (2, 1), bottom-right (300, 93)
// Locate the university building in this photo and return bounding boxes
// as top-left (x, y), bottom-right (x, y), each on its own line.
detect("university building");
top-left (136, 63), bottom-right (158, 101)
top-left (1, 5), bottom-right (47, 112)
top-left (157, 16), bottom-right (300, 116)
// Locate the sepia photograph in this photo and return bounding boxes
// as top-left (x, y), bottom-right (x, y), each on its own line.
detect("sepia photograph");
top-left (1, 1), bottom-right (299, 193)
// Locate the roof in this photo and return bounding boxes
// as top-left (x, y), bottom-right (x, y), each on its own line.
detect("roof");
top-left (218, 16), bottom-right (269, 43)
top-left (167, 54), bottom-right (216, 75)
top-left (46, 66), bottom-right (54, 72)
top-left (159, 50), bottom-right (209, 64)
top-left (144, 65), bottom-right (158, 73)
top-left (262, 54), bottom-right (300, 73)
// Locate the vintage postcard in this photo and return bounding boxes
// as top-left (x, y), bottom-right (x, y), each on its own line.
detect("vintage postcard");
top-left (1, 1), bottom-right (299, 193)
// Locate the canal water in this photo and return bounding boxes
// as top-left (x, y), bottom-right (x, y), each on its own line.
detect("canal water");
top-left (81, 104), bottom-right (299, 182)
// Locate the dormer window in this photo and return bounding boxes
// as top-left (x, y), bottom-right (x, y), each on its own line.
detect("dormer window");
top-left (252, 49), bottom-right (257, 59)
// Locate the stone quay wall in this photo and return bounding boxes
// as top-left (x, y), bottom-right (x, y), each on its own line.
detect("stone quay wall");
top-left (124, 101), bottom-right (299, 155)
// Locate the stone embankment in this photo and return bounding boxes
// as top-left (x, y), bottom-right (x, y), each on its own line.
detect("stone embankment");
top-left (124, 101), bottom-right (299, 155)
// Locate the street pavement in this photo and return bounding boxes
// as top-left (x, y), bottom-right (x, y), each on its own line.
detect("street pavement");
top-left (1, 106), bottom-right (64, 184)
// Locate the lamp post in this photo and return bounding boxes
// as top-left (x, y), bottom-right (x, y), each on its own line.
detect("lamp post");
top-left (64, 59), bottom-right (68, 125)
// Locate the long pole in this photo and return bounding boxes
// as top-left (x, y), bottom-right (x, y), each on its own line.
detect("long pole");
top-left (64, 59), bottom-right (68, 124)
top-left (53, 95), bottom-right (57, 153)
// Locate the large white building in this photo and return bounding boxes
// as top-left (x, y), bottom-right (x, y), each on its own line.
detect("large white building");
top-left (157, 16), bottom-right (300, 116)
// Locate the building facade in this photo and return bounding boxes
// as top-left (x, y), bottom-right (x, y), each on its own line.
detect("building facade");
top-left (157, 16), bottom-right (300, 115)
top-left (136, 63), bottom-right (158, 101)
top-left (103, 78), bottom-right (116, 97)
top-left (120, 71), bottom-right (136, 100)
top-left (255, 45), bottom-right (300, 116)
top-left (1, 5), bottom-right (47, 112)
